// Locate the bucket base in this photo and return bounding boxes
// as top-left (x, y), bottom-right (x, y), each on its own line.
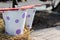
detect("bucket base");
top-left (0, 18), bottom-right (31, 40)
top-left (0, 27), bottom-right (31, 40)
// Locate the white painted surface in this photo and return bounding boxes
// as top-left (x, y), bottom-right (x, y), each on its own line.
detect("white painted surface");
top-left (26, 9), bottom-right (36, 29)
top-left (3, 10), bottom-right (27, 35)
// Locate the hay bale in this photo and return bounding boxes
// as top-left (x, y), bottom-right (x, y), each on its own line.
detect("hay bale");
top-left (0, 18), bottom-right (31, 40)
top-left (0, 18), bottom-right (4, 33)
top-left (0, 24), bottom-right (31, 40)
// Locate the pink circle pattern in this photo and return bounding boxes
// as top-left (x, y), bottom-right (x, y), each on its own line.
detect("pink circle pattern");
top-left (16, 29), bottom-right (21, 34)
top-left (27, 25), bottom-right (30, 28)
top-left (15, 19), bottom-right (19, 23)
top-left (22, 13), bottom-right (25, 18)
top-left (27, 14), bottom-right (30, 18)
top-left (6, 16), bottom-right (10, 20)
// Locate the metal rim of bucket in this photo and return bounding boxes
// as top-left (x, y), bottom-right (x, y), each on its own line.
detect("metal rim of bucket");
top-left (0, 5), bottom-right (35, 10)
top-left (0, 4), bottom-right (42, 13)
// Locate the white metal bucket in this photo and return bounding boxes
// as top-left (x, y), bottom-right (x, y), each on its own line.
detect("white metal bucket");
top-left (2, 10), bottom-right (27, 35)
top-left (26, 8), bottom-right (36, 29)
